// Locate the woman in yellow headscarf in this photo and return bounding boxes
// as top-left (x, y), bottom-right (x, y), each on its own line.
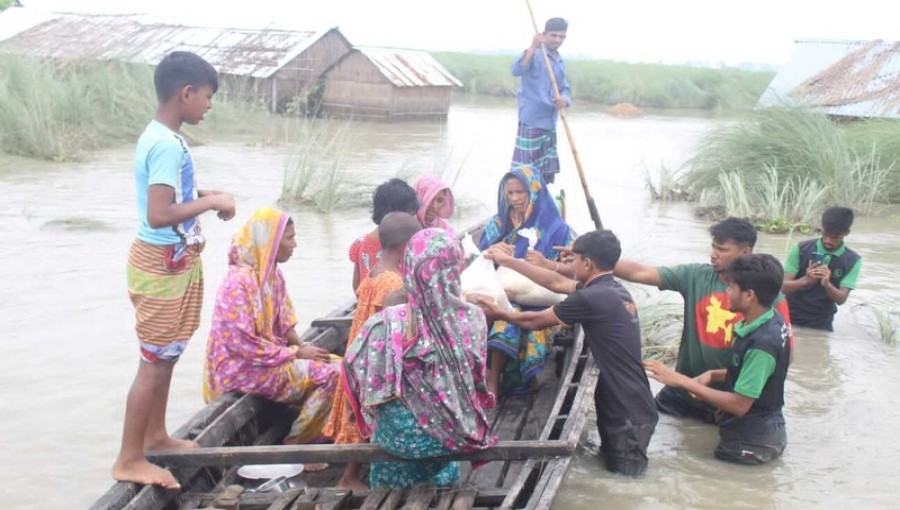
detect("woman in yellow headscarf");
top-left (204, 208), bottom-right (339, 444)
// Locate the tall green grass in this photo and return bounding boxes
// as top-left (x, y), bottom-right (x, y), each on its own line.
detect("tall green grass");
top-left (0, 56), bottom-right (156, 161)
top-left (630, 288), bottom-right (682, 362)
top-left (434, 52), bottom-right (774, 111)
top-left (0, 55), bottom-right (280, 161)
top-left (684, 106), bottom-right (900, 225)
top-left (280, 119), bottom-right (364, 213)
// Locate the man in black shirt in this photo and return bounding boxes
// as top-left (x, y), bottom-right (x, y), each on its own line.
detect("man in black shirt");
top-left (645, 254), bottom-right (790, 465)
top-left (475, 230), bottom-right (658, 476)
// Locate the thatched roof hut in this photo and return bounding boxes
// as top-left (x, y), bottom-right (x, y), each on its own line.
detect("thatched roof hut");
top-left (0, 12), bottom-right (353, 111)
top-left (321, 46), bottom-right (462, 120)
top-left (757, 39), bottom-right (900, 119)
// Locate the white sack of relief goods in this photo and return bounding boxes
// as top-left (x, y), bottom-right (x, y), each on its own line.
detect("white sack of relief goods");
top-left (496, 227), bottom-right (566, 307)
top-left (496, 266), bottom-right (567, 306)
top-left (459, 234), bottom-right (511, 310)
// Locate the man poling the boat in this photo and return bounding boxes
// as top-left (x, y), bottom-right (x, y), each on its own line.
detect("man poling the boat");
top-left (515, 0), bottom-right (605, 231)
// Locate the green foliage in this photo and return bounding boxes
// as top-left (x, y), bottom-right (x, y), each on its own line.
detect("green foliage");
top-left (0, 56), bottom-right (156, 161)
top-left (684, 106), bottom-right (900, 223)
top-left (855, 302), bottom-right (900, 347)
top-left (280, 119), bottom-right (362, 213)
top-left (0, 0), bottom-right (15, 11)
top-left (630, 288), bottom-right (682, 362)
top-left (0, 55), bottom-right (274, 161)
top-left (433, 52), bottom-right (774, 111)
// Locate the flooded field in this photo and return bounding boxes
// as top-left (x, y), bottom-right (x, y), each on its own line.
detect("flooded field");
top-left (0, 97), bottom-right (897, 509)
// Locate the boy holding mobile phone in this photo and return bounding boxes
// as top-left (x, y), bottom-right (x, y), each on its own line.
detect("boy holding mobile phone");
top-left (782, 207), bottom-right (862, 331)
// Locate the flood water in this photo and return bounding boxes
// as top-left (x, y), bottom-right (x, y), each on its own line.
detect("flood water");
top-left (1, 97), bottom-right (898, 509)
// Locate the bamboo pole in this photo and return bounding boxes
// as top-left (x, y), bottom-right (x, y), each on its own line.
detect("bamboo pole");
top-left (523, 0), bottom-right (604, 230)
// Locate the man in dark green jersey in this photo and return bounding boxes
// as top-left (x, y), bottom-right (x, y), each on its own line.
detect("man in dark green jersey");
top-left (614, 218), bottom-right (793, 423)
top-left (645, 254), bottom-right (790, 465)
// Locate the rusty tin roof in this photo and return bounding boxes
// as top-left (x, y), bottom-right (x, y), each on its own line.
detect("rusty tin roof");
top-left (0, 13), bottom-right (337, 79)
top-left (356, 46), bottom-right (461, 87)
top-left (757, 39), bottom-right (900, 119)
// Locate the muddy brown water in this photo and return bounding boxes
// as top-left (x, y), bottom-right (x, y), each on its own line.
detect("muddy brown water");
top-left (1, 97), bottom-right (897, 509)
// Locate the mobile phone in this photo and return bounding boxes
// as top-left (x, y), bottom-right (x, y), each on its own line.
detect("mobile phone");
top-left (810, 252), bottom-right (825, 265)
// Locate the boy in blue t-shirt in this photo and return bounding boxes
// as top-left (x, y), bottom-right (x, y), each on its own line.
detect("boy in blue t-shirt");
top-left (645, 254), bottom-right (791, 465)
top-left (112, 51), bottom-right (236, 489)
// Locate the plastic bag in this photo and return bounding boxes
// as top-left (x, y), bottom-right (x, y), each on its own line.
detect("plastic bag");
top-left (460, 254), bottom-right (512, 310)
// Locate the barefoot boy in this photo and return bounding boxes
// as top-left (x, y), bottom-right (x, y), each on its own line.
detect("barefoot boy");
top-left (644, 254), bottom-right (790, 465)
top-left (112, 51), bottom-right (236, 489)
top-left (329, 212), bottom-right (422, 491)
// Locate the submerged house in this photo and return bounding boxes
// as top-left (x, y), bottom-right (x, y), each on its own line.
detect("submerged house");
top-left (320, 47), bottom-right (462, 120)
top-left (757, 39), bottom-right (900, 119)
top-left (0, 13), bottom-right (353, 112)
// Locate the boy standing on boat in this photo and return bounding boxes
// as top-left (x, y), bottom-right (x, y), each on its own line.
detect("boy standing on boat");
top-left (511, 17), bottom-right (571, 185)
top-left (112, 51), bottom-right (235, 489)
top-left (613, 218), bottom-right (792, 424)
top-left (645, 254), bottom-right (790, 465)
top-left (782, 206), bottom-right (861, 331)
top-left (476, 230), bottom-right (658, 476)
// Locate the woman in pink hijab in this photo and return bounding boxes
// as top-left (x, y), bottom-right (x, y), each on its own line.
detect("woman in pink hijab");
top-left (414, 174), bottom-right (455, 235)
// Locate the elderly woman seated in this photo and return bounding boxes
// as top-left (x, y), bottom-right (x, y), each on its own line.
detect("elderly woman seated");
top-left (479, 166), bottom-right (572, 396)
top-left (343, 228), bottom-right (497, 488)
top-left (204, 208), bottom-right (340, 445)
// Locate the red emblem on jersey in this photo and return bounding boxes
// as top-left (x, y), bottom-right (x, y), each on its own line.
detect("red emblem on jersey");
top-left (694, 292), bottom-right (741, 349)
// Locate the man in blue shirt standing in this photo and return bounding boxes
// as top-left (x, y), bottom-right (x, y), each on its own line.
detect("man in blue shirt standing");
top-left (511, 17), bottom-right (571, 185)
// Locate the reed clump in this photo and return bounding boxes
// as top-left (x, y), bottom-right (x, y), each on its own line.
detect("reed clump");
top-left (630, 289), bottom-right (682, 363)
top-left (682, 106), bottom-right (900, 230)
top-left (0, 55), bottom-right (281, 161)
top-left (280, 119), bottom-right (367, 213)
top-left (0, 56), bottom-right (155, 161)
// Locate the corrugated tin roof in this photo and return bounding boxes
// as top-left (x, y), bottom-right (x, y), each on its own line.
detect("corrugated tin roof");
top-left (356, 46), bottom-right (461, 87)
top-left (757, 39), bottom-right (900, 119)
top-left (0, 13), bottom-right (336, 79)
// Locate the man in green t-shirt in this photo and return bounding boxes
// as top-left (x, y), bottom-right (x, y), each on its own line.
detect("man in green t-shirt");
top-left (615, 218), bottom-right (792, 423)
top-left (782, 206), bottom-right (862, 332)
top-left (645, 254), bottom-right (790, 465)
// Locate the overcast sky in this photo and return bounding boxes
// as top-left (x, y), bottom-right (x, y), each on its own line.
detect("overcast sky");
top-left (18, 0), bottom-right (900, 66)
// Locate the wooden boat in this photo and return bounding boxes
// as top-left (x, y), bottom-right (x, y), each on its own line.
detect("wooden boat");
top-left (91, 225), bottom-right (598, 510)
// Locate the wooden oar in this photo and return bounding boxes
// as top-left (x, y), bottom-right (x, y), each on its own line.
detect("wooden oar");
top-left (523, 0), bottom-right (604, 231)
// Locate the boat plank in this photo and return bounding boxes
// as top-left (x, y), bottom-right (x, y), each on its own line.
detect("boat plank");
top-left (448, 488), bottom-right (476, 510)
top-left (435, 489), bottom-right (455, 510)
top-left (290, 487), bottom-right (320, 510)
top-left (146, 439), bottom-right (573, 467)
top-left (318, 489), bottom-right (353, 510)
top-left (266, 488), bottom-right (306, 510)
top-left (377, 488), bottom-right (403, 510)
top-left (359, 487), bottom-right (391, 510)
top-left (469, 396), bottom-right (530, 489)
top-left (400, 483), bottom-right (436, 510)
top-left (208, 484), bottom-right (244, 510)
top-left (310, 316), bottom-right (353, 328)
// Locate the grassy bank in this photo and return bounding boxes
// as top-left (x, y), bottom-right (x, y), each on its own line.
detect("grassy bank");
top-left (434, 52), bottom-right (774, 110)
top-left (681, 107), bottom-right (900, 228)
top-left (0, 55), bottom-right (278, 161)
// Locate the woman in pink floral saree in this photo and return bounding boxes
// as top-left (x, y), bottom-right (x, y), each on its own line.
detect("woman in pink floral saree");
top-left (343, 228), bottom-right (497, 488)
top-left (204, 208), bottom-right (339, 444)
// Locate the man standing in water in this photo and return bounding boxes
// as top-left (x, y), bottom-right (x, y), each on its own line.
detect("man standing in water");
top-left (645, 254), bottom-right (790, 465)
top-left (613, 218), bottom-right (792, 424)
top-left (782, 206), bottom-right (862, 331)
top-left (476, 230), bottom-right (658, 476)
top-left (511, 17), bottom-right (571, 185)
